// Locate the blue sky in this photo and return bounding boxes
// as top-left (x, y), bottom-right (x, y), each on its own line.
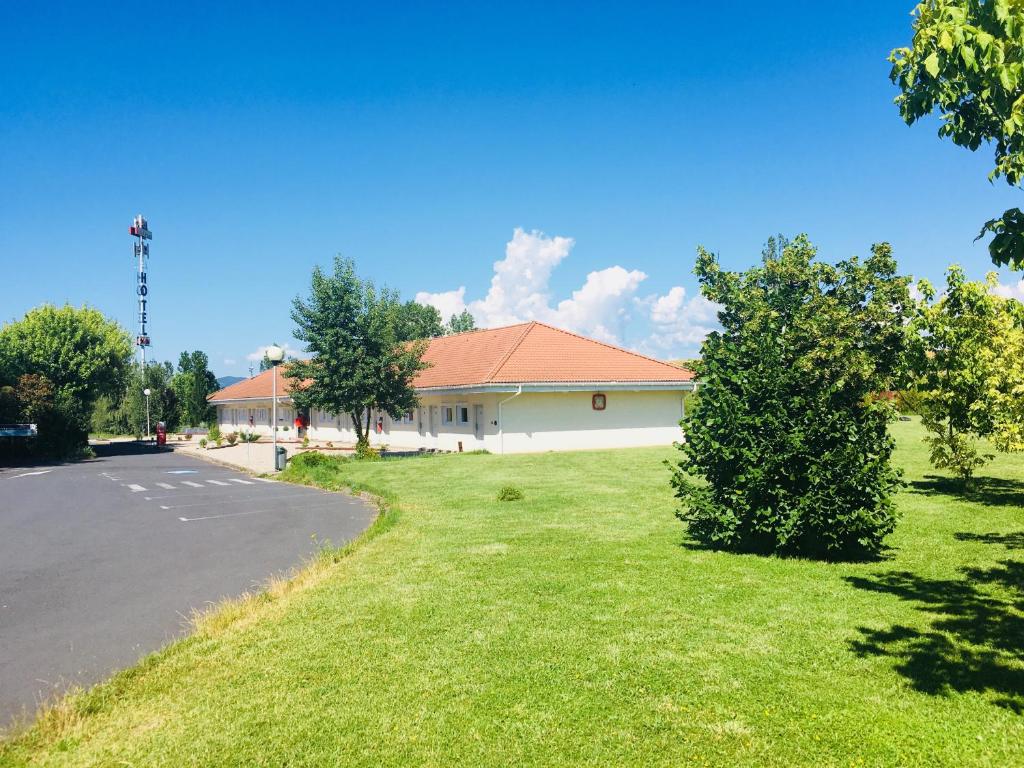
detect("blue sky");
top-left (2, 1), bottom-right (1022, 377)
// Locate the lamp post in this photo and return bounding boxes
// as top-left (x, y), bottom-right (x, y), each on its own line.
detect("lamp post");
top-left (266, 344), bottom-right (285, 469)
top-left (143, 388), bottom-right (152, 442)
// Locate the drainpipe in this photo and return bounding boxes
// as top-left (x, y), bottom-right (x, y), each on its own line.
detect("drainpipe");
top-left (497, 385), bottom-right (523, 455)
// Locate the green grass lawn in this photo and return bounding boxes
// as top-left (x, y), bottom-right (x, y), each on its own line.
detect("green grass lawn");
top-left (3, 418), bottom-right (1022, 766)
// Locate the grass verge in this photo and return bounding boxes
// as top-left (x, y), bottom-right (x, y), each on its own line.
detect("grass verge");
top-left (2, 418), bottom-right (1022, 767)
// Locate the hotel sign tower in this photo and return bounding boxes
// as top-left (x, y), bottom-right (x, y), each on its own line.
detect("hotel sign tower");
top-left (128, 214), bottom-right (153, 366)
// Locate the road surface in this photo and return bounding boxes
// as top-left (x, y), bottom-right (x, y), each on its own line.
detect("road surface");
top-left (0, 443), bottom-right (374, 727)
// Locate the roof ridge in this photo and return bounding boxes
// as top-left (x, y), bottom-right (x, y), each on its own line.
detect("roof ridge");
top-left (439, 320), bottom-right (531, 341)
top-left (528, 321), bottom-right (694, 374)
top-left (483, 321), bottom-right (538, 382)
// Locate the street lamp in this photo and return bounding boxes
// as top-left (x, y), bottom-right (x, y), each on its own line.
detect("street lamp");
top-left (266, 344), bottom-right (285, 470)
top-left (143, 388), bottom-right (152, 441)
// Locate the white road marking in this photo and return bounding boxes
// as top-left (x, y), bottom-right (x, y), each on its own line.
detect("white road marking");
top-left (206, 479), bottom-right (230, 486)
top-left (157, 491), bottom-right (331, 510)
top-left (181, 481), bottom-right (204, 488)
top-left (254, 477), bottom-right (277, 483)
top-left (178, 510), bottom-right (269, 522)
top-left (127, 484), bottom-right (147, 492)
top-left (11, 469), bottom-right (53, 478)
top-left (156, 482), bottom-right (175, 489)
top-left (229, 478), bottom-right (255, 485)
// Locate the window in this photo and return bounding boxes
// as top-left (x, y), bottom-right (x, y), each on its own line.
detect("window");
top-left (441, 404), bottom-right (454, 425)
top-left (592, 393), bottom-right (607, 411)
top-left (456, 404), bottom-right (470, 425)
top-left (402, 409), bottom-right (415, 424)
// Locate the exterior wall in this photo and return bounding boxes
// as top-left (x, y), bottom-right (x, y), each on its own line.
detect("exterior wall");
top-left (215, 400), bottom-right (294, 437)
top-left (499, 390), bottom-right (684, 453)
top-left (217, 390), bottom-right (684, 453)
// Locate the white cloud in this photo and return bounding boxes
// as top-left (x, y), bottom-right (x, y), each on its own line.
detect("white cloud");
top-left (551, 265), bottom-right (647, 343)
top-left (992, 277), bottom-right (1024, 302)
top-left (415, 227), bottom-right (716, 356)
top-left (467, 227), bottom-right (577, 327)
top-left (639, 285), bottom-right (720, 354)
top-left (415, 286), bottom-right (466, 320)
top-left (223, 358), bottom-right (237, 366)
top-left (246, 343), bottom-right (300, 362)
top-left (417, 228), bottom-right (647, 343)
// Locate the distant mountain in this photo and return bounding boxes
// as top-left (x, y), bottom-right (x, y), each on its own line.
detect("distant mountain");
top-left (216, 375), bottom-right (245, 388)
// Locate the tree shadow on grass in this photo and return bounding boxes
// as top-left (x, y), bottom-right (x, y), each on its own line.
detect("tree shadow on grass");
top-left (846, 552), bottom-right (1024, 712)
top-left (908, 475), bottom-right (1024, 508)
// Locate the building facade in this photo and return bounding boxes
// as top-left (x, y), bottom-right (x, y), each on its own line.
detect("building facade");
top-left (209, 322), bottom-right (695, 454)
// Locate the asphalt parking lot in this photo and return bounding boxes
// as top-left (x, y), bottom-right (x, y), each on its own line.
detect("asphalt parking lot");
top-left (0, 444), bottom-right (374, 727)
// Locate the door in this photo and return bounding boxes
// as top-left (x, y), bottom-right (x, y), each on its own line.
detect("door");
top-left (474, 404), bottom-right (484, 444)
top-left (429, 405), bottom-right (438, 447)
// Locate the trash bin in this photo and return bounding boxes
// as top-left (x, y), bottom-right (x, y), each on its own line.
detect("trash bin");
top-left (275, 445), bottom-right (288, 471)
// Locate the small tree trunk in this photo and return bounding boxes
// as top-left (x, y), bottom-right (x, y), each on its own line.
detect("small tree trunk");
top-left (351, 409), bottom-right (368, 449)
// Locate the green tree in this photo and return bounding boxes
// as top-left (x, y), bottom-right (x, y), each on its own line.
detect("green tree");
top-left (445, 310), bottom-right (477, 335)
top-left (172, 350), bottom-right (218, 426)
top-left (396, 300), bottom-right (444, 341)
top-left (123, 362), bottom-right (179, 436)
top-left (0, 304), bottom-right (133, 455)
top-left (671, 236), bottom-right (912, 559)
top-left (890, 0), bottom-right (1024, 269)
top-left (911, 266), bottom-right (1024, 481)
top-left (286, 256), bottom-right (429, 450)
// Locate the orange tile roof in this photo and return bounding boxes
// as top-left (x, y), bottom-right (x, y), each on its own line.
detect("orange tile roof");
top-left (414, 321), bottom-right (694, 387)
top-left (209, 365), bottom-right (294, 402)
top-left (209, 322), bottom-right (693, 401)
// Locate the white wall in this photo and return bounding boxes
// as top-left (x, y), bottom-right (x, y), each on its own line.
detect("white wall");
top-left (216, 401), bottom-right (294, 437)
top-left (219, 390), bottom-right (685, 453)
top-left (499, 390), bottom-right (684, 453)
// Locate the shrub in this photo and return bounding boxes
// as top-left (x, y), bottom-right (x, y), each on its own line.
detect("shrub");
top-left (355, 443), bottom-right (381, 461)
top-left (497, 485), bottom-right (524, 502)
top-left (238, 430), bottom-right (259, 443)
top-left (290, 450), bottom-right (341, 469)
top-left (207, 421), bottom-right (221, 442)
top-left (672, 236), bottom-right (911, 559)
top-left (226, 432), bottom-right (238, 446)
top-left (302, 435), bottom-right (310, 448)
top-left (199, 437), bottom-right (207, 448)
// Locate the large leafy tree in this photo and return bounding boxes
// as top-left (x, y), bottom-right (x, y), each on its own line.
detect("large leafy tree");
top-left (890, 0), bottom-right (1024, 269)
top-left (395, 300), bottom-right (444, 341)
top-left (172, 350), bottom-right (218, 426)
top-left (287, 257), bottom-right (429, 450)
top-left (445, 309), bottom-right (477, 335)
top-left (124, 361), bottom-right (180, 436)
top-left (911, 266), bottom-right (1024, 480)
top-left (0, 304), bottom-right (133, 455)
top-left (672, 236), bottom-right (912, 559)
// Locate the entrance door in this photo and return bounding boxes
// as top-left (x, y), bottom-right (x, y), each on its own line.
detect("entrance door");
top-left (474, 404), bottom-right (484, 444)
top-left (429, 405), bottom-right (438, 447)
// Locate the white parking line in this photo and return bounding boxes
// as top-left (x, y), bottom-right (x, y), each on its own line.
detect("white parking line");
top-left (229, 478), bottom-right (255, 485)
top-left (11, 469), bottom-right (53, 479)
top-left (127, 484), bottom-right (147, 492)
top-left (181, 481), bottom-right (204, 488)
top-left (206, 479), bottom-right (230, 486)
top-left (155, 482), bottom-right (175, 489)
top-left (177, 501), bottom-right (344, 523)
top-left (178, 509), bottom-right (270, 522)
top-left (157, 491), bottom-right (332, 510)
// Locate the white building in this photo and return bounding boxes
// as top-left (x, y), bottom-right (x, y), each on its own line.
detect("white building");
top-left (209, 321), bottom-right (695, 454)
